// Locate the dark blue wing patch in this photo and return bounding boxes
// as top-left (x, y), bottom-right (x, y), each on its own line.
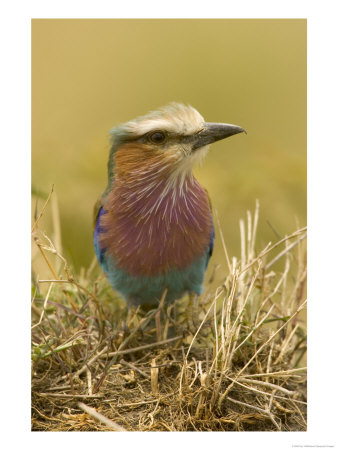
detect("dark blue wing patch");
top-left (94, 207), bottom-right (107, 264)
top-left (206, 221), bottom-right (215, 268)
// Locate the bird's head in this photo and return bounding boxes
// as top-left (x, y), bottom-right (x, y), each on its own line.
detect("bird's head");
top-left (106, 103), bottom-right (246, 191)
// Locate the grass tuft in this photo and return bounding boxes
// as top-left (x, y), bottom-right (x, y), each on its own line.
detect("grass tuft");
top-left (31, 196), bottom-right (307, 431)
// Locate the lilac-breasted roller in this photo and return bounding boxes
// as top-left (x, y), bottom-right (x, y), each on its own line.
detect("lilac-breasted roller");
top-left (94, 103), bottom-right (245, 307)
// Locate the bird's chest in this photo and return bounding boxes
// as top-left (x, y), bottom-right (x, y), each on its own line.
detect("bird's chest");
top-left (99, 181), bottom-right (213, 277)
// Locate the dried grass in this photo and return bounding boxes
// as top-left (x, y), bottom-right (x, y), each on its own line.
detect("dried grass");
top-left (31, 195), bottom-right (307, 431)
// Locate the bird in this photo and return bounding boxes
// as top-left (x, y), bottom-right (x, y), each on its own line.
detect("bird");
top-left (94, 103), bottom-right (245, 308)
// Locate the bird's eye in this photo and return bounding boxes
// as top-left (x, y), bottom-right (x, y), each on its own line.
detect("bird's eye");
top-left (149, 131), bottom-right (166, 144)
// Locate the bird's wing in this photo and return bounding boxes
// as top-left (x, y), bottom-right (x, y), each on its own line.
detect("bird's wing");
top-left (93, 197), bottom-right (106, 264)
top-left (93, 197), bottom-right (103, 229)
top-left (204, 187), bottom-right (215, 266)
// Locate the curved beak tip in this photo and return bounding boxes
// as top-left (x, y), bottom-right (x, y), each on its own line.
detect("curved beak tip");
top-left (207, 122), bottom-right (247, 141)
top-left (192, 122), bottom-right (247, 151)
top-left (231, 125), bottom-right (247, 136)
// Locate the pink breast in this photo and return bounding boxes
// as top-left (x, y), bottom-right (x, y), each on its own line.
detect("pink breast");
top-left (99, 178), bottom-right (213, 277)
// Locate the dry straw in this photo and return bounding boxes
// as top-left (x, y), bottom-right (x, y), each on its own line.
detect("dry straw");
top-left (32, 193), bottom-right (307, 431)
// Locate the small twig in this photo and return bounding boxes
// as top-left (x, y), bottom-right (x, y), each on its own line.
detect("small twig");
top-left (250, 199), bottom-right (260, 258)
top-left (108, 399), bottom-right (159, 406)
top-left (151, 358), bottom-right (159, 396)
top-left (226, 377), bottom-right (306, 406)
top-left (105, 335), bottom-right (182, 358)
top-left (155, 288), bottom-right (167, 341)
top-left (227, 396), bottom-right (269, 415)
top-left (87, 368), bottom-right (92, 396)
top-left (239, 367), bottom-right (307, 378)
top-left (266, 234), bottom-right (307, 270)
top-left (38, 393), bottom-right (103, 399)
top-left (78, 402), bottom-right (126, 431)
top-left (238, 377), bottom-right (295, 396)
top-left (121, 359), bottom-right (150, 379)
top-left (215, 208), bottom-right (232, 274)
top-left (31, 282), bottom-right (53, 330)
top-left (240, 218), bottom-right (246, 269)
top-left (31, 184), bottom-right (54, 233)
top-left (45, 385), bottom-right (72, 392)
top-left (226, 397), bottom-right (281, 431)
top-left (273, 400), bottom-right (295, 414)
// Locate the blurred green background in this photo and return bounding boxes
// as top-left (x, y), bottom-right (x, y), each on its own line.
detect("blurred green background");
top-left (31, 19), bottom-right (306, 281)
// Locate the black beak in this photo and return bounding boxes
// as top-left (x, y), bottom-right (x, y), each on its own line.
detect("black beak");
top-left (192, 122), bottom-right (246, 151)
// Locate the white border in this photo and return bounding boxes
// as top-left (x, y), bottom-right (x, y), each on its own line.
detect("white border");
top-left (2, 1), bottom-right (337, 448)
